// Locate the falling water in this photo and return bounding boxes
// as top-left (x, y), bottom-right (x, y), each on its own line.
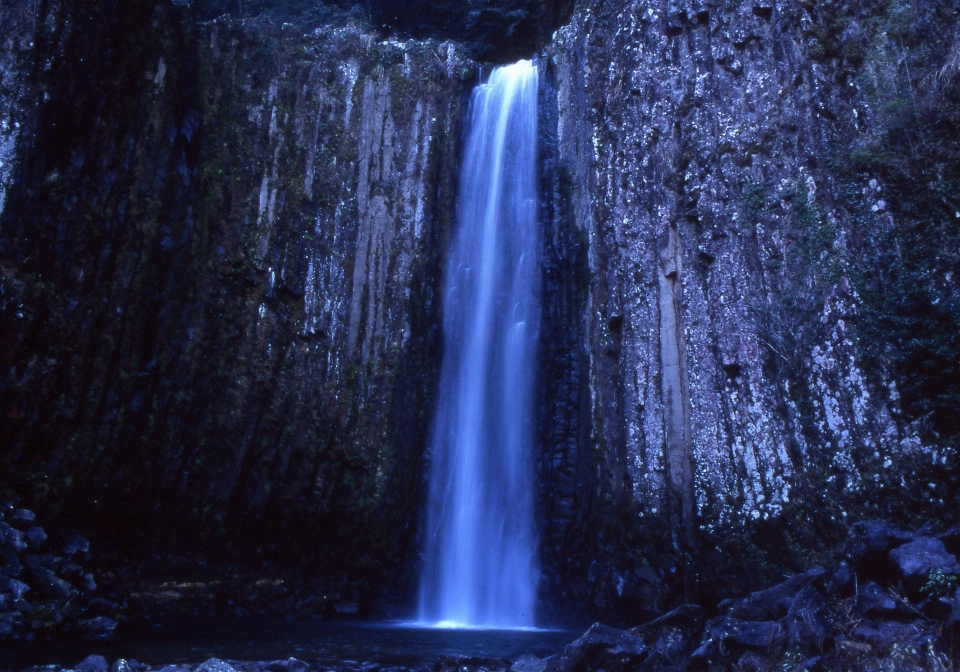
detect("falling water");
top-left (418, 60), bottom-right (540, 629)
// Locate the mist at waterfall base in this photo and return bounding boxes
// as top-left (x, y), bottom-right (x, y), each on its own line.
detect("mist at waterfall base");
top-left (417, 60), bottom-right (541, 630)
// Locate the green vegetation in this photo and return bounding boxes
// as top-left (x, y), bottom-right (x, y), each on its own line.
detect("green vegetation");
top-left (921, 568), bottom-right (959, 599)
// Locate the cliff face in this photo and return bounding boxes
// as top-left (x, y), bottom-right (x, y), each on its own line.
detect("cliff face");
top-left (538, 0), bottom-right (960, 619)
top-left (0, 0), bottom-right (472, 589)
top-left (2, 0), bottom-right (959, 626)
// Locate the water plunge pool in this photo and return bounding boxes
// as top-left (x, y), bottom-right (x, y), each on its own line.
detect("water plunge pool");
top-left (3, 618), bottom-right (575, 669)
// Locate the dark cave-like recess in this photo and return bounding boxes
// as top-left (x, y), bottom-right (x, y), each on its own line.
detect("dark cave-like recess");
top-left (190, 0), bottom-right (575, 62)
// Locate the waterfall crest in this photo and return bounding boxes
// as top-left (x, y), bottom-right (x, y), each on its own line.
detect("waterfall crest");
top-left (418, 60), bottom-right (540, 629)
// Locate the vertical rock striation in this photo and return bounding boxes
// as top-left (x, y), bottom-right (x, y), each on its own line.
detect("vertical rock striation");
top-left (540, 0), bottom-right (960, 619)
top-left (0, 0), bottom-right (472, 591)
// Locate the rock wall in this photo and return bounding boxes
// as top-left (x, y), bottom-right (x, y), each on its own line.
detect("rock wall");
top-left (0, 0), bottom-right (36, 217)
top-left (3, 0), bottom-right (960, 627)
top-left (538, 0), bottom-right (960, 620)
top-left (0, 0), bottom-right (472, 594)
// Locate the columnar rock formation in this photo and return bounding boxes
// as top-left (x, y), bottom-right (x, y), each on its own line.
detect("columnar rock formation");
top-left (537, 0), bottom-right (960, 618)
top-left (0, 0), bottom-right (471, 588)
top-left (1, 0), bottom-right (958, 623)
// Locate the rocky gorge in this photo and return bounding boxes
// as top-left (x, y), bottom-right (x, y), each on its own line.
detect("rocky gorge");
top-left (1, 0), bottom-right (960, 668)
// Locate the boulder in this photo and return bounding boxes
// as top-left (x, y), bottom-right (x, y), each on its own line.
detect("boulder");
top-left (76, 655), bottom-right (109, 672)
top-left (785, 584), bottom-right (829, 652)
top-left (9, 509), bottom-right (36, 528)
top-left (844, 521), bottom-right (913, 581)
top-left (726, 568), bottom-right (827, 621)
top-left (939, 525), bottom-right (960, 558)
top-left (1, 577), bottom-right (30, 600)
top-left (629, 604), bottom-right (704, 668)
top-left (826, 562), bottom-right (855, 597)
top-left (78, 616), bottom-right (118, 637)
top-left (2, 548), bottom-right (22, 577)
top-left (888, 537), bottom-right (960, 596)
top-left (195, 660), bottom-right (239, 672)
top-left (63, 533), bottom-right (91, 557)
top-left (948, 587), bottom-right (960, 631)
top-left (24, 554), bottom-right (76, 599)
top-left (630, 603), bottom-right (704, 640)
top-left (851, 621), bottom-right (924, 651)
top-left (918, 597), bottom-right (954, 620)
top-left (705, 616), bottom-right (782, 649)
top-left (543, 623), bottom-right (649, 672)
top-left (25, 527), bottom-right (47, 550)
top-left (511, 653), bottom-right (546, 672)
top-left (1, 524), bottom-right (27, 554)
top-left (855, 581), bottom-right (919, 621)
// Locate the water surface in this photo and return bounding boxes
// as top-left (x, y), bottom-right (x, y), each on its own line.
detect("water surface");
top-left (2, 619), bottom-right (574, 669)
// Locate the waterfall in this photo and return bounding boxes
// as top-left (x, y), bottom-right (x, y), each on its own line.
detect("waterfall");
top-left (418, 60), bottom-right (540, 629)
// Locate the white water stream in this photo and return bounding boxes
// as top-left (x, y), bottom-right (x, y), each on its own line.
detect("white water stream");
top-left (418, 60), bottom-right (540, 629)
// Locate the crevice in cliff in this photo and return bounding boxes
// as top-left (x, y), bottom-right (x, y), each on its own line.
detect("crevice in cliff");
top-left (657, 223), bottom-right (697, 582)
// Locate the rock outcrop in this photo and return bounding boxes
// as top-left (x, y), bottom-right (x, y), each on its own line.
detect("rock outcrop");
top-left (537, 0), bottom-right (960, 617)
top-left (2, 0), bottom-right (960, 628)
top-left (0, 0), bottom-right (472, 594)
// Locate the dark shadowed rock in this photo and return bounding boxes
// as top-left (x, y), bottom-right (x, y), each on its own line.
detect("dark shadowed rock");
top-left (631, 604), bottom-right (705, 640)
top-left (851, 620), bottom-right (924, 650)
top-left (726, 569), bottom-right (827, 621)
top-left (855, 581), bottom-right (919, 621)
top-left (939, 525), bottom-right (960, 558)
top-left (785, 585), bottom-right (829, 652)
top-left (23, 555), bottom-right (76, 599)
top-left (889, 537), bottom-right (960, 595)
top-left (2, 548), bottom-right (23, 578)
top-left (9, 509), bottom-right (36, 528)
top-left (544, 623), bottom-right (649, 672)
top-left (25, 527), bottom-right (47, 549)
top-left (845, 521), bottom-right (914, 581)
top-left (511, 653), bottom-right (546, 672)
top-left (1, 577), bottom-right (30, 599)
top-left (78, 616), bottom-right (118, 637)
top-left (826, 562), bottom-right (856, 597)
top-left (1, 524), bottom-right (27, 554)
top-left (705, 616), bottom-right (783, 649)
top-left (76, 655), bottom-right (109, 672)
top-left (63, 534), bottom-right (91, 558)
top-left (918, 597), bottom-right (954, 620)
top-left (628, 604), bottom-right (704, 668)
top-left (948, 588), bottom-right (960, 631)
